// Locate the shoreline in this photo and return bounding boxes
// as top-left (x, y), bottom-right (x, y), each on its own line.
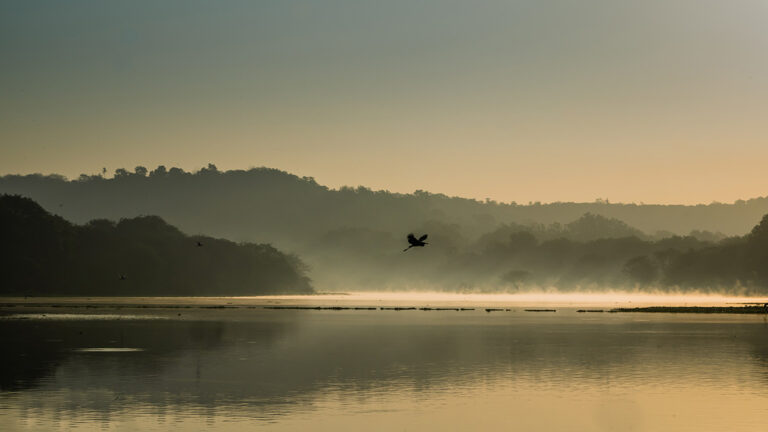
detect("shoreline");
top-left (610, 305), bottom-right (768, 314)
top-left (1, 299), bottom-right (766, 314)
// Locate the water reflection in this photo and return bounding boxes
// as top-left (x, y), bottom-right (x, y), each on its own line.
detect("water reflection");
top-left (1, 307), bottom-right (768, 431)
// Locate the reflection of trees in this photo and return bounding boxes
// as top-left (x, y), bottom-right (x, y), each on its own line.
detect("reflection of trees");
top-left (745, 318), bottom-right (768, 383)
top-left (0, 315), bottom-right (290, 392)
top-left (6, 312), bottom-right (768, 418)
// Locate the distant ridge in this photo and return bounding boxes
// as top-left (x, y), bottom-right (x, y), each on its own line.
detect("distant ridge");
top-left (3, 165), bottom-right (768, 292)
top-left (0, 164), bottom-right (766, 240)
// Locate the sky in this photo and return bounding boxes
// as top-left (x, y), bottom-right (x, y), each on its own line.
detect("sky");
top-left (2, 0), bottom-right (768, 205)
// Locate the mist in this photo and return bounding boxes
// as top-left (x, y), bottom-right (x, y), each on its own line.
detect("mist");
top-left (2, 165), bottom-right (768, 295)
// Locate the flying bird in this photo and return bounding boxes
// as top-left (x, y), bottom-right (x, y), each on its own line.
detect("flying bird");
top-left (403, 233), bottom-right (428, 252)
top-left (196, 241), bottom-right (204, 247)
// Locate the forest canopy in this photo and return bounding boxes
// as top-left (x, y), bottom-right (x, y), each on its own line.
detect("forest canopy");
top-left (3, 165), bottom-right (768, 293)
top-left (0, 194), bottom-right (312, 296)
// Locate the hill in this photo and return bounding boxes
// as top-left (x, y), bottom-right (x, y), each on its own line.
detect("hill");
top-left (0, 165), bottom-right (763, 242)
top-left (0, 194), bottom-right (312, 296)
top-left (2, 165), bottom-right (767, 290)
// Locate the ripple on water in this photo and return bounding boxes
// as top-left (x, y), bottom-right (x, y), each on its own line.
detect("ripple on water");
top-left (73, 348), bottom-right (145, 353)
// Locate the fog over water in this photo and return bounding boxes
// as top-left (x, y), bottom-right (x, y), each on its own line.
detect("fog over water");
top-left (6, 170), bottom-right (768, 295)
top-left (255, 291), bottom-right (768, 307)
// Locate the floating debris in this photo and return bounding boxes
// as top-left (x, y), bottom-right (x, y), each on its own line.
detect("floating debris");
top-left (263, 305), bottom-right (471, 312)
top-left (265, 306), bottom-right (344, 310)
top-left (611, 306), bottom-right (768, 314)
top-left (263, 306), bottom-right (377, 310)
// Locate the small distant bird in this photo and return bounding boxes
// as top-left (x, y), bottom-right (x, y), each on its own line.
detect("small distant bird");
top-left (196, 241), bottom-right (203, 247)
top-left (118, 275), bottom-right (127, 280)
top-left (403, 233), bottom-right (428, 252)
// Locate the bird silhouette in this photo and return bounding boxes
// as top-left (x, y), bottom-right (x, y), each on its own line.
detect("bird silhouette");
top-left (403, 233), bottom-right (428, 252)
top-left (118, 274), bottom-right (127, 280)
top-left (196, 241), bottom-right (203, 247)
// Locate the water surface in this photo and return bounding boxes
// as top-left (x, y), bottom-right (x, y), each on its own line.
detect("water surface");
top-left (1, 294), bottom-right (768, 431)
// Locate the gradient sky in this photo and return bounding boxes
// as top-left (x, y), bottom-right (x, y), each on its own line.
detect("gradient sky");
top-left (2, 0), bottom-right (768, 204)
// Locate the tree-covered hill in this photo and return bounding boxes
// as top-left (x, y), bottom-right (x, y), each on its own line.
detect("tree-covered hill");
top-left (3, 165), bottom-right (767, 291)
top-left (0, 195), bottom-right (312, 296)
top-left (0, 165), bottom-right (764, 246)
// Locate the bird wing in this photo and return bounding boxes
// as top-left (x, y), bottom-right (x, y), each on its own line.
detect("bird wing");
top-left (418, 234), bottom-right (428, 242)
top-left (407, 233), bottom-right (418, 245)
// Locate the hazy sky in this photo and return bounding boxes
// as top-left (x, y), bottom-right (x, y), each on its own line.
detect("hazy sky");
top-left (2, 1), bottom-right (767, 204)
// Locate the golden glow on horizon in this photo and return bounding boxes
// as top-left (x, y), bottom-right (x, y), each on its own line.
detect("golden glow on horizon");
top-left (252, 292), bottom-right (768, 307)
top-left (2, 1), bottom-right (768, 204)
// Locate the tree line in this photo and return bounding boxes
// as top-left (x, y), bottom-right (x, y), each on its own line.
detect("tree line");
top-left (3, 165), bottom-right (768, 292)
top-left (0, 195), bottom-right (313, 296)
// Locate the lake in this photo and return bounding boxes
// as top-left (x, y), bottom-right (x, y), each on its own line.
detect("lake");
top-left (1, 293), bottom-right (768, 431)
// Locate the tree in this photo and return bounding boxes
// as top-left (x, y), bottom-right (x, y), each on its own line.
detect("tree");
top-left (150, 165), bottom-right (167, 177)
top-left (623, 256), bottom-right (659, 285)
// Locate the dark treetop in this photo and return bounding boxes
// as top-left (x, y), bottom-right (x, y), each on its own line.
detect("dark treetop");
top-left (3, 166), bottom-right (768, 292)
top-left (0, 195), bottom-right (313, 296)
